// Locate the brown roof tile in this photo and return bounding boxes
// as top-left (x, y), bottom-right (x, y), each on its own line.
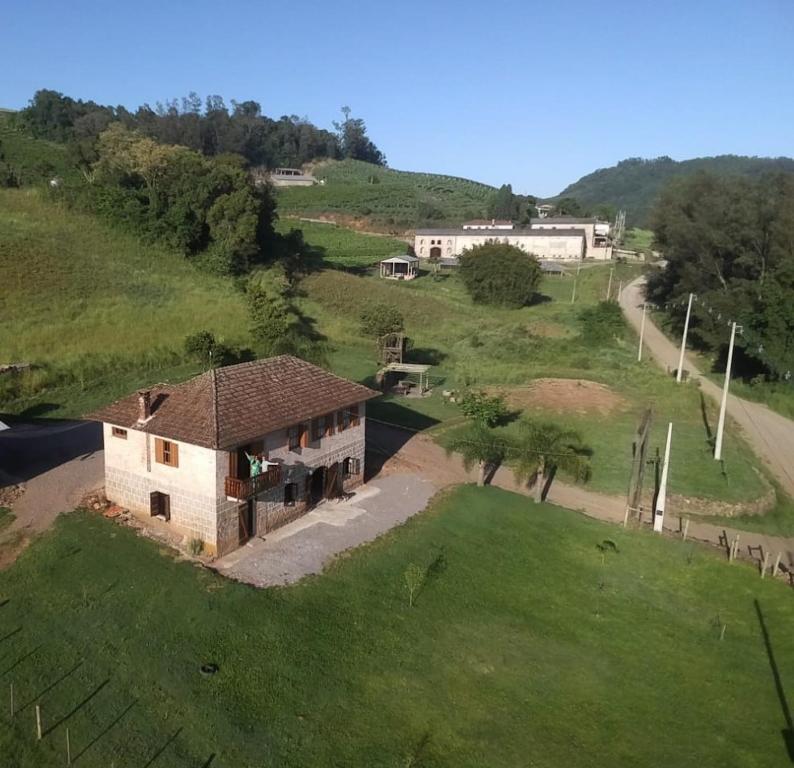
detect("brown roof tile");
top-left (88, 356), bottom-right (378, 450)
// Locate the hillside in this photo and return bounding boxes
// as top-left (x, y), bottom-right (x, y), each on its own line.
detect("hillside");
top-left (277, 158), bottom-right (498, 231)
top-left (555, 155), bottom-right (794, 226)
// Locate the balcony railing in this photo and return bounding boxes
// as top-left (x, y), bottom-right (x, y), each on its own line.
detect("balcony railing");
top-left (225, 466), bottom-right (282, 500)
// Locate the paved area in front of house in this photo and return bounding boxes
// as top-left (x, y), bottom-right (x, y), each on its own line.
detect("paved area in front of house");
top-left (213, 473), bottom-right (436, 587)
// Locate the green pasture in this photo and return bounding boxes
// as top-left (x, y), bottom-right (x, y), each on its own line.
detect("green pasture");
top-left (0, 486), bottom-right (792, 767)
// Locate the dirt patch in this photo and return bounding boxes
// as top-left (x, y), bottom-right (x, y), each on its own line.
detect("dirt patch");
top-left (491, 378), bottom-right (628, 416)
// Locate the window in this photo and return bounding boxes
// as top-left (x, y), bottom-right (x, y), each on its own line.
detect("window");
top-left (324, 412), bottom-right (336, 437)
top-left (338, 408), bottom-right (350, 432)
top-left (350, 404), bottom-right (360, 427)
top-left (112, 427), bottom-right (127, 439)
top-left (288, 424), bottom-right (304, 451)
top-left (154, 438), bottom-right (179, 468)
top-left (284, 482), bottom-right (297, 507)
top-left (311, 417), bottom-right (324, 442)
top-left (343, 457), bottom-right (361, 477)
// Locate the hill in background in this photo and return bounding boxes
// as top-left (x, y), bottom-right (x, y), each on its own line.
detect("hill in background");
top-left (554, 155), bottom-right (794, 226)
top-left (277, 158), bottom-right (499, 232)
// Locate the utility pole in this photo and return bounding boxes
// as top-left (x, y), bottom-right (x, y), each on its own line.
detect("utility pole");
top-left (676, 293), bottom-right (694, 383)
top-left (654, 422), bottom-right (673, 533)
top-left (714, 322), bottom-right (741, 461)
top-left (638, 302), bottom-right (647, 362)
top-left (605, 267), bottom-right (614, 301)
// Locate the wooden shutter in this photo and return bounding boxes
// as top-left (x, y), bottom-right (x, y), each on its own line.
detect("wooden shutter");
top-left (170, 442), bottom-right (179, 468)
top-left (155, 438), bottom-right (164, 464)
top-left (150, 491), bottom-right (160, 517)
top-left (325, 412), bottom-right (335, 437)
top-left (299, 423), bottom-right (309, 448)
top-left (350, 405), bottom-right (360, 427)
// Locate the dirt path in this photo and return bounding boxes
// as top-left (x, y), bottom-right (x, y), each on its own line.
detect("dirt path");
top-left (370, 422), bottom-right (794, 576)
top-left (620, 277), bottom-right (794, 498)
top-left (0, 421), bottom-right (104, 563)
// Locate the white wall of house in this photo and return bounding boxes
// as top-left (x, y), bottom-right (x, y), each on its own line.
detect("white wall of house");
top-left (103, 423), bottom-right (222, 547)
top-left (414, 232), bottom-right (585, 260)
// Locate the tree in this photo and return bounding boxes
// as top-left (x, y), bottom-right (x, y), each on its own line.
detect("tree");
top-left (360, 303), bottom-right (404, 339)
top-left (459, 243), bottom-right (542, 308)
top-left (458, 391), bottom-right (509, 427)
top-left (555, 197), bottom-right (585, 216)
top-left (445, 423), bottom-right (507, 486)
top-left (334, 106), bottom-right (385, 165)
top-left (488, 184), bottom-right (520, 220)
top-left (648, 171), bottom-right (794, 378)
top-left (510, 419), bottom-right (591, 502)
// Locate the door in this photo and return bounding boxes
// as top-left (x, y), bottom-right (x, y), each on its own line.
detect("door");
top-left (238, 500), bottom-right (255, 545)
top-left (324, 462), bottom-right (341, 499)
top-left (149, 491), bottom-right (170, 521)
top-left (309, 467), bottom-right (325, 505)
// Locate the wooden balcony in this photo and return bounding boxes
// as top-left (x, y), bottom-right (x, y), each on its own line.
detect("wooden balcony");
top-left (225, 466), bottom-right (282, 500)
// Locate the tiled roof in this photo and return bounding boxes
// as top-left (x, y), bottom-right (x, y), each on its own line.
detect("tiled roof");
top-left (530, 217), bottom-right (598, 224)
top-left (87, 356), bottom-right (378, 450)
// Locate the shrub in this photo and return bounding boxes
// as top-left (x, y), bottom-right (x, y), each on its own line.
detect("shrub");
top-left (459, 391), bottom-right (509, 427)
top-left (459, 244), bottom-right (541, 307)
top-left (184, 331), bottom-right (217, 363)
top-left (360, 303), bottom-right (404, 339)
top-left (577, 301), bottom-right (627, 345)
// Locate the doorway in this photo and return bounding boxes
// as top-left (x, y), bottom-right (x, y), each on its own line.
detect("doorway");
top-left (149, 491), bottom-right (170, 521)
top-left (324, 462), bottom-right (341, 499)
top-left (308, 466), bottom-right (326, 505)
top-left (238, 499), bottom-right (255, 544)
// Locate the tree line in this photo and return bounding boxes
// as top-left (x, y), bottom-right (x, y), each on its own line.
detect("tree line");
top-left (647, 171), bottom-right (794, 380)
top-left (14, 89), bottom-right (385, 168)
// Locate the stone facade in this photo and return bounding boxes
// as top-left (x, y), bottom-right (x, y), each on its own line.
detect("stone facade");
top-left (102, 402), bottom-right (368, 558)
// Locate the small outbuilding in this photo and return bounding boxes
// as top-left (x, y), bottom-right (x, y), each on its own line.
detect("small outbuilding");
top-left (379, 254), bottom-right (419, 280)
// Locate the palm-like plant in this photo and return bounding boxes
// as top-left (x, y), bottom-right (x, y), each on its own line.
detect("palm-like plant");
top-left (445, 423), bottom-right (507, 486)
top-left (510, 419), bottom-right (591, 502)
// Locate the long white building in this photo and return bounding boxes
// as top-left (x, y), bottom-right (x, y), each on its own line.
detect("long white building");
top-left (414, 218), bottom-right (612, 262)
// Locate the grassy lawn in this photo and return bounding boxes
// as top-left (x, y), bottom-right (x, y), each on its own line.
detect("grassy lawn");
top-left (1, 486), bottom-right (792, 767)
top-left (275, 217), bottom-right (407, 267)
top-left (277, 158), bottom-right (496, 229)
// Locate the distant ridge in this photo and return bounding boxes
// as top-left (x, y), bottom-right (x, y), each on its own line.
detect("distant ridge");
top-left (553, 154), bottom-right (794, 226)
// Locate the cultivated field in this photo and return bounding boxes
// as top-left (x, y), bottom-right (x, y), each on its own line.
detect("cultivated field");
top-left (277, 158), bottom-right (497, 229)
top-left (0, 486), bottom-right (791, 767)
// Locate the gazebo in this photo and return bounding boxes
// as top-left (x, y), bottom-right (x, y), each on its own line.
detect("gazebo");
top-left (379, 254), bottom-right (419, 280)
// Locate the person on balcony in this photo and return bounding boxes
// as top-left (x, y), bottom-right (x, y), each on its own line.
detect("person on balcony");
top-left (244, 452), bottom-right (262, 477)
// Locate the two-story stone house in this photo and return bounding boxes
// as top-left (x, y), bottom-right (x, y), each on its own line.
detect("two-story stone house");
top-left (89, 356), bottom-right (378, 556)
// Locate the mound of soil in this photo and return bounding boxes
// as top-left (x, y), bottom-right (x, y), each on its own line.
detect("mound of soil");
top-left (493, 378), bottom-right (628, 416)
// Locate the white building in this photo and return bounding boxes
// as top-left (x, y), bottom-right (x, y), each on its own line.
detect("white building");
top-left (414, 227), bottom-right (586, 261)
top-left (529, 217), bottom-right (612, 260)
top-left (90, 356), bottom-right (377, 556)
top-left (268, 168), bottom-right (317, 187)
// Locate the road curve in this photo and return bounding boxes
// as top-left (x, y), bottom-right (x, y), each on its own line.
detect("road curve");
top-left (620, 277), bottom-right (794, 498)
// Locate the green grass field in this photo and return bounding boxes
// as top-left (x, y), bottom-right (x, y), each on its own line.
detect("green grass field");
top-left (277, 158), bottom-right (497, 229)
top-left (0, 486), bottom-right (792, 767)
top-left (621, 228), bottom-right (654, 253)
top-left (298, 263), bottom-right (770, 507)
top-left (275, 217), bottom-right (408, 267)
top-left (0, 119), bottom-right (79, 184)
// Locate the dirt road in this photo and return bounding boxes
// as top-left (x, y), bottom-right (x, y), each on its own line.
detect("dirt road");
top-left (620, 277), bottom-right (794, 499)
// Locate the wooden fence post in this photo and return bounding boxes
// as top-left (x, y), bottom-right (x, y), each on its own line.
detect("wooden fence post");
top-left (682, 518), bottom-right (690, 541)
top-left (761, 551), bottom-right (770, 578)
top-left (35, 704), bottom-right (42, 740)
top-left (773, 552), bottom-right (782, 577)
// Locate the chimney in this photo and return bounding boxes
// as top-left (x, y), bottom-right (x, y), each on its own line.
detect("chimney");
top-left (137, 390), bottom-right (152, 422)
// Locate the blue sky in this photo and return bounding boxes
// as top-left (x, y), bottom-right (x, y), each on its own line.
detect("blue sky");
top-left (3, 0), bottom-right (793, 196)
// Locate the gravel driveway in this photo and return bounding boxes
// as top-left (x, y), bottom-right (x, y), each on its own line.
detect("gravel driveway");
top-left (213, 473), bottom-right (436, 587)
